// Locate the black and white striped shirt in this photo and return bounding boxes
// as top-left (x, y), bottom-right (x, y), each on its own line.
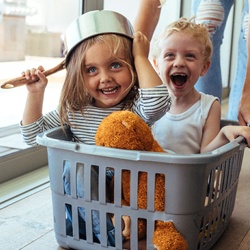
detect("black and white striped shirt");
top-left (20, 85), bottom-right (171, 146)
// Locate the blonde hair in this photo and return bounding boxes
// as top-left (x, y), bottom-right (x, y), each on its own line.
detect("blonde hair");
top-left (151, 17), bottom-right (213, 63)
top-left (59, 34), bottom-right (138, 126)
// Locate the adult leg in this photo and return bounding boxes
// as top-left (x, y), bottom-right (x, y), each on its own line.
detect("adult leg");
top-left (227, 0), bottom-right (249, 120)
top-left (192, 0), bottom-right (234, 100)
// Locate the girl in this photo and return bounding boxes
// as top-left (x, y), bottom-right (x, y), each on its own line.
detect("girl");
top-left (20, 10), bottom-right (171, 246)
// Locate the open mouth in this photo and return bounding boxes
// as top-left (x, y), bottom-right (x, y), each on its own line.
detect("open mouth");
top-left (170, 74), bottom-right (187, 86)
top-left (100, 86), bottom-right (119, 94)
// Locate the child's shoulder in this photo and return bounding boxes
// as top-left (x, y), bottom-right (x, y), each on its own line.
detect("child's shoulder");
top-left (200, 92), bottom-right (220, 115)
top-left (200, 92), bottom-right (219, 104)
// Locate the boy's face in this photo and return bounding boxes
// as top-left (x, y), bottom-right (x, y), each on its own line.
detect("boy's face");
top-left (153, 32), bottom-right (210, 98)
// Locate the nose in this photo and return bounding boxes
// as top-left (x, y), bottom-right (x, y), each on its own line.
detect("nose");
top-left (100, 70), bottom-right (112, 83)
top-left (173, 55), bottom-right (185, 68)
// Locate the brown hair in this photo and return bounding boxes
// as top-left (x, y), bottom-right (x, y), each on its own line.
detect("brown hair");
top-left (151, 17), bottom-right (213, 63)
top-left (59, 34), bottom-right (138, 126)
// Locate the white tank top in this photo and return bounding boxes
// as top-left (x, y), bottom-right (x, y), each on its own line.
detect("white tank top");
top-left (152, 93), bottom-right (218, 154)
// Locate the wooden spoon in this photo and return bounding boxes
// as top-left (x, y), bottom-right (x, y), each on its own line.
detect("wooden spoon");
top-left (0, 60), bottom-right (66, 89)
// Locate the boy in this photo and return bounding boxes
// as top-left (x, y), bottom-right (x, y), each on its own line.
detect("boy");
top-left (151, 18), bottom-right (250, 153)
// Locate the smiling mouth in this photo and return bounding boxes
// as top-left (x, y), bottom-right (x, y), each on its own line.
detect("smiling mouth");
top-left (171, 74), bottom-right (187, 86)
top-left (100, 86), bottom-right (119, 94)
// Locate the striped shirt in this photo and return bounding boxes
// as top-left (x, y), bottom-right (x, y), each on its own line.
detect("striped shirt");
top-left (20, 84), bottom-right (171, 146)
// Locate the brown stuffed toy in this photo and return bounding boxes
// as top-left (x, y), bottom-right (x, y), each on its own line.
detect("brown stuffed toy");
top-left (95, 110), bottom-right (188, 250)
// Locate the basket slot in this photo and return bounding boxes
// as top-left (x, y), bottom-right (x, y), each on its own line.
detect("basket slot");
top-left (214, 167), bottom-right (223, 199)
top-left (221, 161), bottom-right (228, 194)
top-left (61, 160), bottom-right (73, 197)
top-left (205, 166), bottom-right (221, 205)
top-left (65, 203), bottom-right (72, 237)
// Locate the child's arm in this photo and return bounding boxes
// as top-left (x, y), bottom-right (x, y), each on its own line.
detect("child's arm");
top-left (200, 100), bottom-right (221, 153)
top-left (203, 125), bottom-right (250, 152)
top-left (201, 99), bottom-right (250, 152)
top-left (133, 0), bottom-right (162, 41)
top-left (132, 31), bottom-right (163, 88)
top-left (21, 66), bottom-right (48, 125)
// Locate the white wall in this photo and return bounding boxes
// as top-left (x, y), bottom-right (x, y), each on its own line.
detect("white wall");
top-left (104, 0), bottom-right (181, 38)
top-left (26, 0), bottom-right (81, 32)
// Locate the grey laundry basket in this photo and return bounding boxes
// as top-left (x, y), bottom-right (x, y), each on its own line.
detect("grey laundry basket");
top-left (36, 120), bottom-right (246, 250)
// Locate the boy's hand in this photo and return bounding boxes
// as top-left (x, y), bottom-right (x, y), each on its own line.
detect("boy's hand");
top-left (133, 31), bottom-right (150, 59)
top-left (222, 125), bottom-right (250, 147)
top-left (21, 65), bottom-right (48, 93)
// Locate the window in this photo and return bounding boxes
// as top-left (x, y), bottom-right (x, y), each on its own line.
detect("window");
top-left (0, 0), bottom-right (83, 185)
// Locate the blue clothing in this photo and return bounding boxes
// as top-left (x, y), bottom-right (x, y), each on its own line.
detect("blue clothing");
top-left (192, 0), bottom-right (248, 120)
top-left (63, 162), bottom-right (116, 245)
top-left (228, 0), bottom-right (249, 120)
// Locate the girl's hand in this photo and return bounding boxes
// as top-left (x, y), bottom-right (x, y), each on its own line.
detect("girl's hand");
top-left (21, 66), bottom-right (48, 93)
top-left (132, 31), bottom-right (164, 89)
top-left (133, 31), bottom-right (150, 59)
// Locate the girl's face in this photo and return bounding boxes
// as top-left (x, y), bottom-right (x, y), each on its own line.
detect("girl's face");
top-left (153, 32), bottom-right (210, 98)
top-left (83, 41), bottom-right (133, 108)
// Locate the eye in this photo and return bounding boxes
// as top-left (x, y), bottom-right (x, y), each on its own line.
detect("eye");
top-left (111, 62), bottom-right (122, 69)
top-left (87, 66), bottom-right (97, 74)
top-left (186, 53), bottom-right (196, 59)
top-left (164, 52), bottom-right (175, 59)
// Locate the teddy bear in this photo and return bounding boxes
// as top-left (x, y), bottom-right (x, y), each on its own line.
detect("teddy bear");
top-left (95, 110), bottom-right (188, 250)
